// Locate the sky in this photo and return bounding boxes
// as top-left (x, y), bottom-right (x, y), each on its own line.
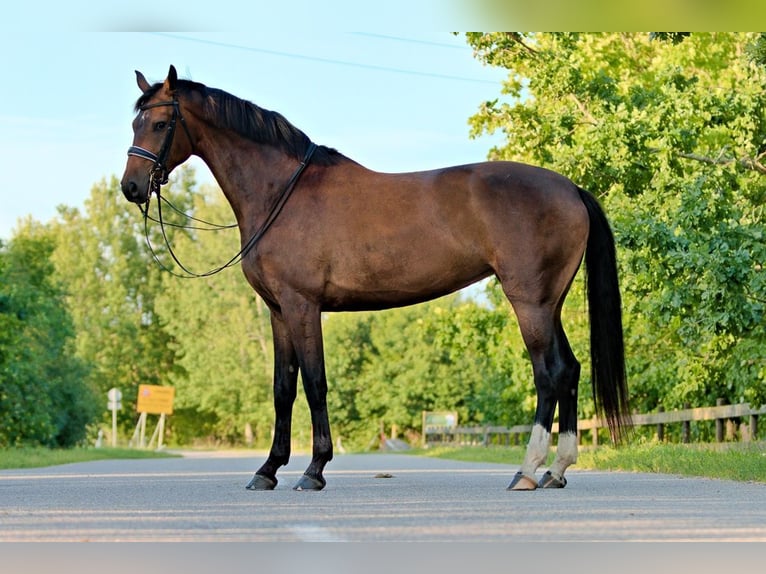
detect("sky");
top-left (0, 29), bottom-right (508, 240)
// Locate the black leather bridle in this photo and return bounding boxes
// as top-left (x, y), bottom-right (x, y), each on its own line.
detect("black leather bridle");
top-left (127, 95), bottom-right (318, 278)
top-left (127, 97), bottom-right (194, 196)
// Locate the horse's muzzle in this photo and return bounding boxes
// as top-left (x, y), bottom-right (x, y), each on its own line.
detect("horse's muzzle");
top-left (120, 176), bottom-right (148, 204)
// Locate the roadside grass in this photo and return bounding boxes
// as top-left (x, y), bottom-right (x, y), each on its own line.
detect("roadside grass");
top-left (0, 447), bottom-right (178, 470)
top-left (412, 442), bottom-right (766, 483)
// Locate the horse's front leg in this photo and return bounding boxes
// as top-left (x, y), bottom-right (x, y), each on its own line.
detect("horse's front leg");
top-left (246, 312), bottom-right (299, 490)
top-left (284, 296), bottom-right (333, 491)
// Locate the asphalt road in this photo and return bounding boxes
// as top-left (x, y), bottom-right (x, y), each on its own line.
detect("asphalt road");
top-left (1, 451), bottom-right (765, 542)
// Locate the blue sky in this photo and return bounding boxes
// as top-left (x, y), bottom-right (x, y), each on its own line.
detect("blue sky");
top-left (0, 29), bottom-right (507, 239)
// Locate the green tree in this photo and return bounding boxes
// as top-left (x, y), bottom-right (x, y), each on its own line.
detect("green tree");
top-left (323, 292), bottom-right (558, 448)
top-left (465, 32), bottom-right (766, 411)
top-left (50, 173), bottom-right (187, 437)
top-left (0, 226), bottom-right (97, 447)
top-left (324, 301), bottom-right (462, 450)
top-left (155, 184), bottom-right (275, 445)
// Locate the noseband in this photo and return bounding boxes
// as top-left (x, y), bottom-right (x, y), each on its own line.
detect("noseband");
top-left (127, 97), bottom-right (194, 196)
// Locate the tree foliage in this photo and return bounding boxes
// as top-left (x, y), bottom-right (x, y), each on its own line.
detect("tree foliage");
top-left (0, 226), bottom-right (97, 447)
top-left (322, 289), bottom-right (579, 449)
top-left (465, 32), bottom-right (765, 410)
top-left (154, 185), bottom-right (276, 445)
top-left (50, 174), bottom-right (185, 436)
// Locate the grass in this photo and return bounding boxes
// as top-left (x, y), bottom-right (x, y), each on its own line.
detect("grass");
top-left (413, 441), bottom-right (766, 483)
top-left (0, 446), bottom-right (179, 470)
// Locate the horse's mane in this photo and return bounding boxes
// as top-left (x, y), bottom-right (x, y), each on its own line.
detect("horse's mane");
top-left (135, 80), bottom-right (348, 167)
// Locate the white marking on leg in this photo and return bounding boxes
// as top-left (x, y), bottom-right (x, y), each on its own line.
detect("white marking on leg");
top-left (520, 424), bottom-right (551, 476)
top-left (548, 432), bottom-right (578, 480)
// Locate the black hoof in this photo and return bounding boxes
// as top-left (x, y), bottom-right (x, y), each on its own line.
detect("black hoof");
top-left (538, 470), bottom-right (567, 489)
top-left (293, 474), bottom-right (326, 491)
top-left (245, 473), bottom-right (277, 490)
top-left (507, 471), bottom-right (538, 491)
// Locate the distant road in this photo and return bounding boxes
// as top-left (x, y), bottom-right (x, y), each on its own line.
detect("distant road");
top-left (1, 451), bottom-right (764, 541)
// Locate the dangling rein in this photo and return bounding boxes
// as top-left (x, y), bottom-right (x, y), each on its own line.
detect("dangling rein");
top-left (138, 142), bottom-right (317, 279)
top-left (128, 96), bottom-right (316, 277)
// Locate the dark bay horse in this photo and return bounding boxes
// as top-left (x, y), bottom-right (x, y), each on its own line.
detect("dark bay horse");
top-left (121, 65), bottom-right (630, 491)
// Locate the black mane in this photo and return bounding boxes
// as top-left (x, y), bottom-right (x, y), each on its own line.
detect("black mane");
top-left (135, 79), bottom-right (347, 167)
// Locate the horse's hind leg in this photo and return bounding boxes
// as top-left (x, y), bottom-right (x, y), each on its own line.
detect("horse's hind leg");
top-left (539, 323), bottom-right (580, 489)
top-left (506, 302), bottom-right (581, 491)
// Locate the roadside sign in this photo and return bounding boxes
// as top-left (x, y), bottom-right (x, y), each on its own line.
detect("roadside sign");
top-left (423, 411), bottom-right (457, 437)
top-left (107, 388), bottom-right (122, 447)
top-left (136, 384), bottom-right (175, 415)
top-left (422, 411), bottom-right (459, 448)
top-left (422, 411), bottom-right (458, 432)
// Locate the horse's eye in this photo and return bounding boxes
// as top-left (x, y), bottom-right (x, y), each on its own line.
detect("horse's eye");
top-left (154, 121), bottom-right (167, 131)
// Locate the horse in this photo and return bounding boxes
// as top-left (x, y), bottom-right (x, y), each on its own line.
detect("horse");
top-left (121, 65), bottom-right (630, 491)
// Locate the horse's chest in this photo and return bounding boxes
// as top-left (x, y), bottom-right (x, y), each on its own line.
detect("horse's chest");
top-left (240, 259), bottom-right (280, 308)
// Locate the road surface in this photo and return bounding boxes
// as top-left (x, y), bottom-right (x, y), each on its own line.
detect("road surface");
top-left (1, 451), bottom-right (764, 542)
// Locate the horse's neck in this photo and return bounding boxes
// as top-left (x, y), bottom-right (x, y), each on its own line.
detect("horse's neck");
top-left (196, 135), bottom-right (298, 234)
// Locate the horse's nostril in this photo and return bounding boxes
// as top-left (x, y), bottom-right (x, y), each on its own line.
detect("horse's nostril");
top-left (121, 180), bottom-right (138, 200)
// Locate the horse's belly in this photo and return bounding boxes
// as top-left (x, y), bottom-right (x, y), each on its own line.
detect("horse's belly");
top-left (321, 251), bottom-right (492, 311)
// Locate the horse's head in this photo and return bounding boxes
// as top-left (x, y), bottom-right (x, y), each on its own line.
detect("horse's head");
top-left (120, 65), bottom-right (195, 204)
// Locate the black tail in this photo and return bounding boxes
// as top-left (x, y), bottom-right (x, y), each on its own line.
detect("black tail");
top-left (577, 187), bottom-right (631, 442)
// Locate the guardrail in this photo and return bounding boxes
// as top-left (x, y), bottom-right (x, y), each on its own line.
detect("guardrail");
top-left (423, 401), bottom-right (766, 447)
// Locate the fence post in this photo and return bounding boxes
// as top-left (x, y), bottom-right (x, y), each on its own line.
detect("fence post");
top-left (751, 414), bottom-right (759, 442)
top-left (682, 403), bottom-right (691, 444)
top-left (656, 405), bottom-right (665, 442)
top-left (592, 416), bottom-right (599, 446)
top-left (715, 398), bottom-right (725, 442)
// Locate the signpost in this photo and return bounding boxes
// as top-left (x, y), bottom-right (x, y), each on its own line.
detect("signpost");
top-left (107, 388), bottom-right (122, 447)
top-left (422, 410), bottom-right (458, 431)
top-left (136, 385), bottom-right (175, 415)
top-left (132, 385), bottom-right (175, 450)
top-left (421, 410), bottom-right (458, 447)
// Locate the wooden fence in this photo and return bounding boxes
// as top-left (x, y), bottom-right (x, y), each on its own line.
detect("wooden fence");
top-left (423, 401), bottom-right (766, 447)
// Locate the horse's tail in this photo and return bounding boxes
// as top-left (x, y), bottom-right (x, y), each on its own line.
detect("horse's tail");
top-left (577, 187), bottom-right (631, 442)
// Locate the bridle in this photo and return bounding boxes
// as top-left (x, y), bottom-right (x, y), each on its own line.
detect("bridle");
top-left (126, 93), bottom-right (317, 278)
top-left (127, 96), bottom-right (194, 197)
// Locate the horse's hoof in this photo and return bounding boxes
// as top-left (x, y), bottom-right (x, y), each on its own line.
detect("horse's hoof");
top-left (245, 473), bottom-right (277, 490)
top-left (293, 474), bottom-right (326, 491)
top-left (538, 470), bottom-right (567, 489)
top-left (507, 471), bottom-right (538, 491)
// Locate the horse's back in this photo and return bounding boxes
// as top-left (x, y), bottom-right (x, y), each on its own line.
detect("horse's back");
top-left (417, 160), bottom-right (589, 255)
top-left (321, 160), bottom-right (586, 227)
top-left (436, 160), bottom-right (584, 208)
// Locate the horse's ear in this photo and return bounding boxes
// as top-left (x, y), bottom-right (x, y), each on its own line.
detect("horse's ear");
top-left (135, 70), bottom-right (151, 93)
top-left (165, 65), bottom-right (178, 92)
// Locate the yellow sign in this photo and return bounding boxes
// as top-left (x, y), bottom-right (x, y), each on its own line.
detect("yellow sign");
top-left (136, 384), bottom-right (175, 415)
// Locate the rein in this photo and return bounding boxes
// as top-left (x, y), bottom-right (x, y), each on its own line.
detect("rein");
top-left (139, 141), bottom-right (317, 279)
